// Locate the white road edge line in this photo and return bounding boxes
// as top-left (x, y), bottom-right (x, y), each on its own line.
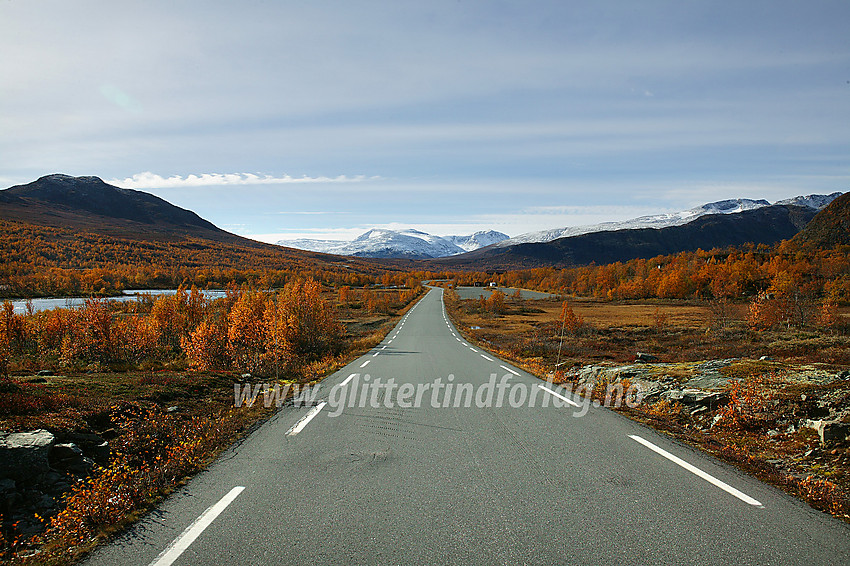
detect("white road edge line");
top-left (537, 384), bottom-right (581, 407)
top-left (360, 360), bottom-right (371, 368)
top-left (480, 354), bottom-right (494, 362)
top-left (629, 434), bottom-right (764, 507)
top-left (286, 401), bottom-right (328, 437)
top-left (469, 347), bottom-right (478, 352)
top-left (148, 486), bottom-right (245, 566)
top-left (499, 364), bottom-right (520, 376)
top-left (340, 373), bottom-right (356, 387)
top-left (372, 351), bottom-right (380, 357)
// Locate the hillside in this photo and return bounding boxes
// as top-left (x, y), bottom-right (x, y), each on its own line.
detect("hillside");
top-left (0, 175), bottom-right (406, 297)
top-left (792, 191), bottom-right (850, 248)
top-left (435, 204), bottom-right (818, 269)
top-left (0, 174), bottom-right (243, 244)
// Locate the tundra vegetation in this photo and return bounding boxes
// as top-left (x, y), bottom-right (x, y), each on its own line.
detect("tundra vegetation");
top-left (1, 228), bottom-right (849, 561)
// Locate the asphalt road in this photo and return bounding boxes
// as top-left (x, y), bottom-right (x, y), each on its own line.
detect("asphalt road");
top-left (453, 286), bottom-right (556, 300)
top-left (84, 288), bottom-right (850, 565)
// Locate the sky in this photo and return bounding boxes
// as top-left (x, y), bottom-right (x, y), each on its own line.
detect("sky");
top-left (1, 0), bottom-right (848, 243)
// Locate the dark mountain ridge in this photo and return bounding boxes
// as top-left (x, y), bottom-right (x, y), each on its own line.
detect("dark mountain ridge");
top-left (0, 174), bottom-right (238, 243)
top-left (434, 203), bottom-right (820, 269)
top-left (791, 191), bottom-right (850, 248)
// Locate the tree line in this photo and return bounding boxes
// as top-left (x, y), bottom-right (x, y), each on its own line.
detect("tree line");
top-left (0, 280), bottom-right (422, 378)
top-left (0, 220), bottom-right (421, 298)
top-left (436, 243), bottom-right (849, 331)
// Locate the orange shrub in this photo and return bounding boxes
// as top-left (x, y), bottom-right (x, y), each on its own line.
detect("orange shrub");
top-left (485, 289), bottom-right (506, 314)
top-left (747, 291), bottom-right (788, 330)
top-left (560, 301), bottom-right (584, 335)
top-left (817, 297), bottom-right (840, 329)
top-left (116, 315), bottom-right (162, 363)
top-left (271, 278), bottom-right (344, 364)
top-left (182, 319), bottom-right (229, 370)
top-left (59, 299), bottom-right (115, 364)
top-left (227, 290), bottom-right (268, 374)
top-left (338, 285), bottom-right (352, 304)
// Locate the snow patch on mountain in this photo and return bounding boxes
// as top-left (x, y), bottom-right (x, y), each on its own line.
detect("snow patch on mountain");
top-left (775, 193), bottom-right (844, 210)
top-left (446, 230), bottom-right (511, 251)
top-left (273, 239), bottom-right (346, 254)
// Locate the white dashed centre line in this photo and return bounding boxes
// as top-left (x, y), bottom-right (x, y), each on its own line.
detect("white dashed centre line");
top-left (360, 360), bottom-right (371, 368)
top-left (286, 401), bottom-right (328, 437)
top-left (499, 364), bottom-right (520, 376)
top-left (480, 354), bottom-right (494, 362)
top-left (148, 486), bottom-right (245, 566)
top-left (629, 435), bottom-right (763, 507)
top-left (537, 384), bottom-right (581, 407)
top-left (340, 373), bottom-right (356, 387)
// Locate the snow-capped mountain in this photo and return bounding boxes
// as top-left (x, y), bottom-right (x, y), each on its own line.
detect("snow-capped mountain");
top-left (445, 230), bottom-right (511, 252)
top-left (775, 193), bottom-right (843, 209)
top-left (276, 193), bottom-right (840, 259)
top-left (494, 194), bottom-right (842, 248)
top-left (349, 229), bottom-right (466, 258)
top-left (276, 229), bottom-right (509, 259)
top-left (272, 238), bottom-right (347, 253)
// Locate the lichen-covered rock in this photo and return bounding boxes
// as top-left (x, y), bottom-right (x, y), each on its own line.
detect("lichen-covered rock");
top-left (0, 429), bottom-right (55, 481)
top-left (804, 419), bottom-right (850, 446)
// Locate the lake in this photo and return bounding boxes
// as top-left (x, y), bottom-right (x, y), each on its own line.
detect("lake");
top-left (5, 289), bottom-right (228, 314)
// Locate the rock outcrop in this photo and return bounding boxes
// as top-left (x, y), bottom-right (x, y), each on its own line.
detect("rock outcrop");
top-left (0, 429), bottom-right (110, 537)
top-left (0, 429), bottom-right (55, 481)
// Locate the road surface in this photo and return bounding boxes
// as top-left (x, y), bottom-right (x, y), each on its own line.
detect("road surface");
top-left (452, 286), bottom-right (556, 300)
top-left (84, 288), bottom-right (850, 565)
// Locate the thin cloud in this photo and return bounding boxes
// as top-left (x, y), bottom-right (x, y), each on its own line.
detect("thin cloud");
top-left (276, 211), bottom-right (351, 215)
top-left (111, 172), bottom-right (379, 189)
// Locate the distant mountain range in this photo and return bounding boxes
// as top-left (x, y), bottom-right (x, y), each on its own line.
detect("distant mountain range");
top-left (277, 229), bottom-right (509, 259)
top-left (435, 195), bottom-right (842, 269)
top-left (278, 193), bottom-right (841, 262)
top-left (2, 174), bottom-right (843, 269)
top-left (436, 204), bottom-right (822, 269)
top-left (492, 194), bottom-right (841, 248)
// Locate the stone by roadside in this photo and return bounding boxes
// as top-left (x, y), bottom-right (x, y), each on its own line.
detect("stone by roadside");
top-left (0, 429), bottom-right (110, 537)
top-left (565, 358), bottom-right (850, 439)
top-left (559, 357), bottom-right (850, 519)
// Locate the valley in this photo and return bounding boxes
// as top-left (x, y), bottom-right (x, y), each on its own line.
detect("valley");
top-left (0, 175), bottom-right (848, 563)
